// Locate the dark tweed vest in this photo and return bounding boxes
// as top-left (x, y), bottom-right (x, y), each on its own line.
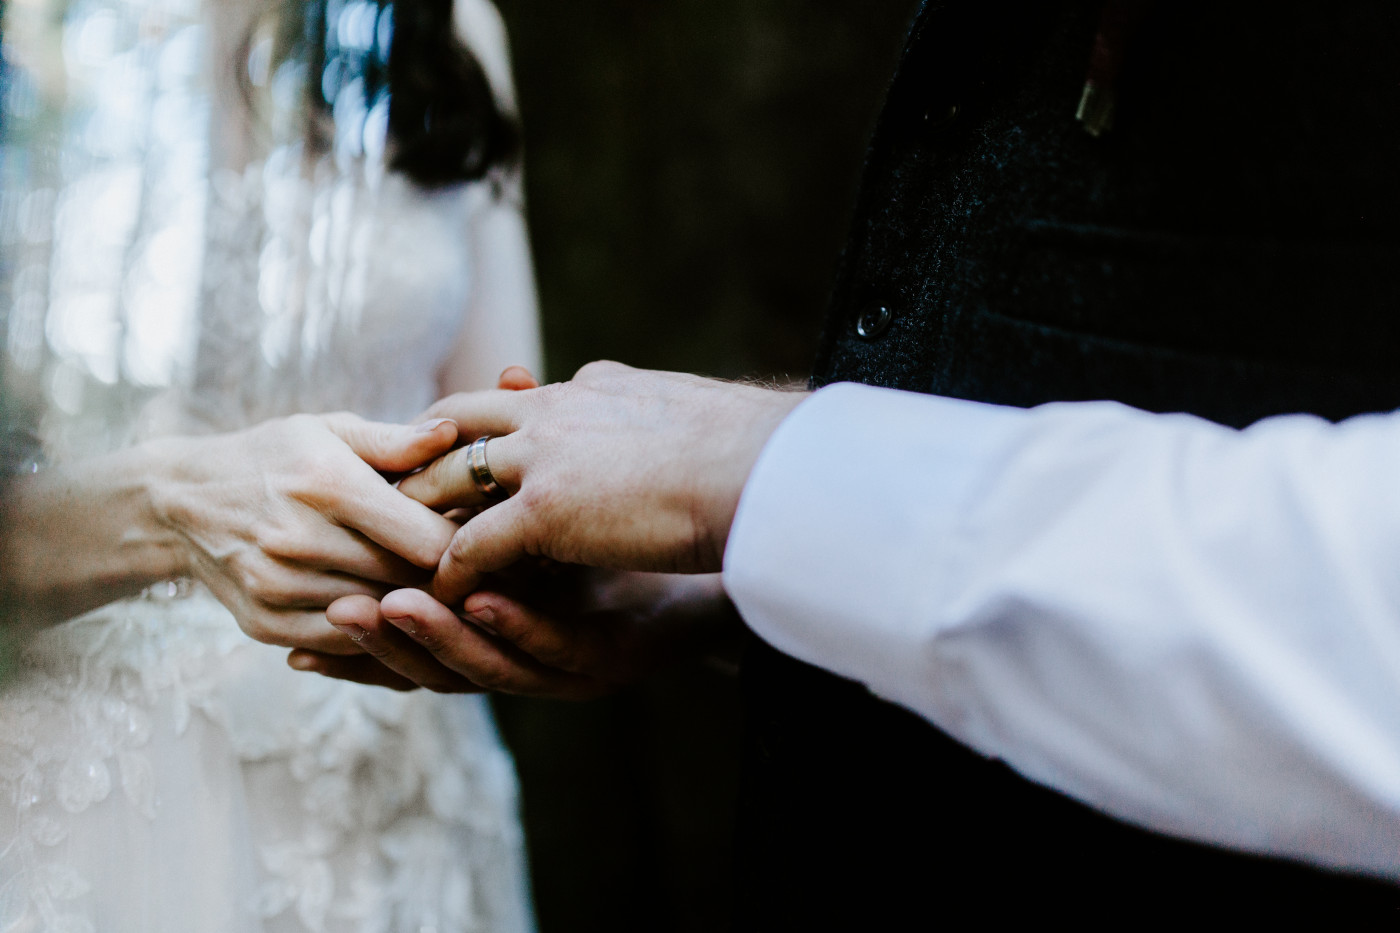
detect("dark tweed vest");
top-left (736, 1), bottom-right (1400, 924)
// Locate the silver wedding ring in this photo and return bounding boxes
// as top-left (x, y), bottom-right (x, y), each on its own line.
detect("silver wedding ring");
top-left (466, 435), bottom-right (505, 499)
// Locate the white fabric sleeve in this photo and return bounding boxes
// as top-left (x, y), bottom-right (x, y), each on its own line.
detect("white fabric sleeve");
top-left (722, 381), bottom-right (1400, 879)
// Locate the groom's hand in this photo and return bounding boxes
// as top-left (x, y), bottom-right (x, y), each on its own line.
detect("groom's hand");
top-left (290, 570), bottom-right (740, 696)
top-left (398, 362), bottom-right (806, 605)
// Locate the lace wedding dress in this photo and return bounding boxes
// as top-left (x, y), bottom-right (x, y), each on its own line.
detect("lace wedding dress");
top-left (0, 0), bottom-right (536, 930)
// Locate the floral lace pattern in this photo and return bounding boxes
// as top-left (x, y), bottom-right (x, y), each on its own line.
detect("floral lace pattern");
top-left (0, 586), bottom-right (533, 933)
top-left (0, 589), bottom-right (243, 933)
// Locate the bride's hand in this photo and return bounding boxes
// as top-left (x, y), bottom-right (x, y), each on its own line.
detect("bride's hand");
top-left (153, 413), bottom-right (461, 654)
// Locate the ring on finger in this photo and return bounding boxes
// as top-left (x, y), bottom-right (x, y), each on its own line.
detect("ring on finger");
top-left (466, 435), bottom-right (506, 500)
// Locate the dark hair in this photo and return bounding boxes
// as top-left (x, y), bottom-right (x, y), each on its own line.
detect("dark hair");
top-left (284, 0), bottom-right (520, 188)
top-left (385, 0), bottom-right (519, 185)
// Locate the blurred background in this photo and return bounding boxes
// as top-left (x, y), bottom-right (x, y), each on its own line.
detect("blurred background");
top-left (485, 2), bottom-right (920, 931)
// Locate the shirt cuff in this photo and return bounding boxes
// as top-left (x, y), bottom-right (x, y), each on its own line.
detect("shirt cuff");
top-left (721, 382), bottom-right (1026, 707)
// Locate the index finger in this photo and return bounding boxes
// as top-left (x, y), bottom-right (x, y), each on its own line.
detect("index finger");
top-left (415, 388), bottom-right (533, 437)
top-left (326, 459), bottom-right (461, 570)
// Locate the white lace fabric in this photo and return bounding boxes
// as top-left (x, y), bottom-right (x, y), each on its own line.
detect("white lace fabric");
top-left (0, 0), bottom-right (536, 929)
top-left (0, 589), bottom-right (532, 933)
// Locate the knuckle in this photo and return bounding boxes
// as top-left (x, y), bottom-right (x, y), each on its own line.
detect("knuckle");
top-left (239, 613), bottom-right (280, 646)
top-left (281, 413), bottom-right (318, 436)
top-left (282, 450), bottom-right (343, 501)
top-left (574, 360), bottom-right (624, 382)
top-left (262, 580), bottom-right (305, 609)
top-left (572, 361), bottom-right (603, 381)
top-left (254, 525), bottom-right (301, 561)
top-left (235, 560), bottom-right (268, 598)
top-left (236, 561), bottom-right (301, 607)
top-left (302, 455), bottom-right (348, 493)
top-left (316, 411), bottom-right (358, 435)
top-left (279, 416), bottom-right (330, 453)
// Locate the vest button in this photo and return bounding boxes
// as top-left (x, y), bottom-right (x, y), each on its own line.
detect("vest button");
top-left (855, 303), bottom-right (893, 339)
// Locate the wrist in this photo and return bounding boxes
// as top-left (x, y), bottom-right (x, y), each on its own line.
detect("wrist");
top-left (704, 387), bottom-right (807, 568)
top-left (135, 436), bottom-right (201, 581)
top-left (0, 439), bottom-right (197, 621)
top-left (601, 571), bottom-right (741, 680)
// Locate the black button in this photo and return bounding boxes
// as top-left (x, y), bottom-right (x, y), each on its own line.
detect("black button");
top-left (855, 303), bottom-right (893, 339)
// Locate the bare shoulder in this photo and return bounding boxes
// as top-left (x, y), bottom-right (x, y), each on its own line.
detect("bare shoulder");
top-left (451, 0), bottom-right (517, 114)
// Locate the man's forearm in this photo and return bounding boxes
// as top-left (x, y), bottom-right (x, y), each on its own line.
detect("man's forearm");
top-left (724, 382), bottom-right (1400, 879)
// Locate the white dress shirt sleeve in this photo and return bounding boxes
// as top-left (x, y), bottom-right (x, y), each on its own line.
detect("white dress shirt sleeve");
top-left (722, 382), bottom-right (1400, 879)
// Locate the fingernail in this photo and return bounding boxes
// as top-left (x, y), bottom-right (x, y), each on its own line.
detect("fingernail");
top-left (384, 614), bottom-right (418, 638)
top-left (414, 418), bottom-right (454, 434)
top-left (287, 653), bottom-right (317, 671)
top-left (331, 623), bottom-right (368, 643)
top-left (467, 606), bottom-right (497, 635)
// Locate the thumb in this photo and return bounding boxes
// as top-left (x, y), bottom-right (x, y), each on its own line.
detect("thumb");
top-left (433, 500), bottom-right (532, 605)
top-left (323, 413), bottom-right (459, 473)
